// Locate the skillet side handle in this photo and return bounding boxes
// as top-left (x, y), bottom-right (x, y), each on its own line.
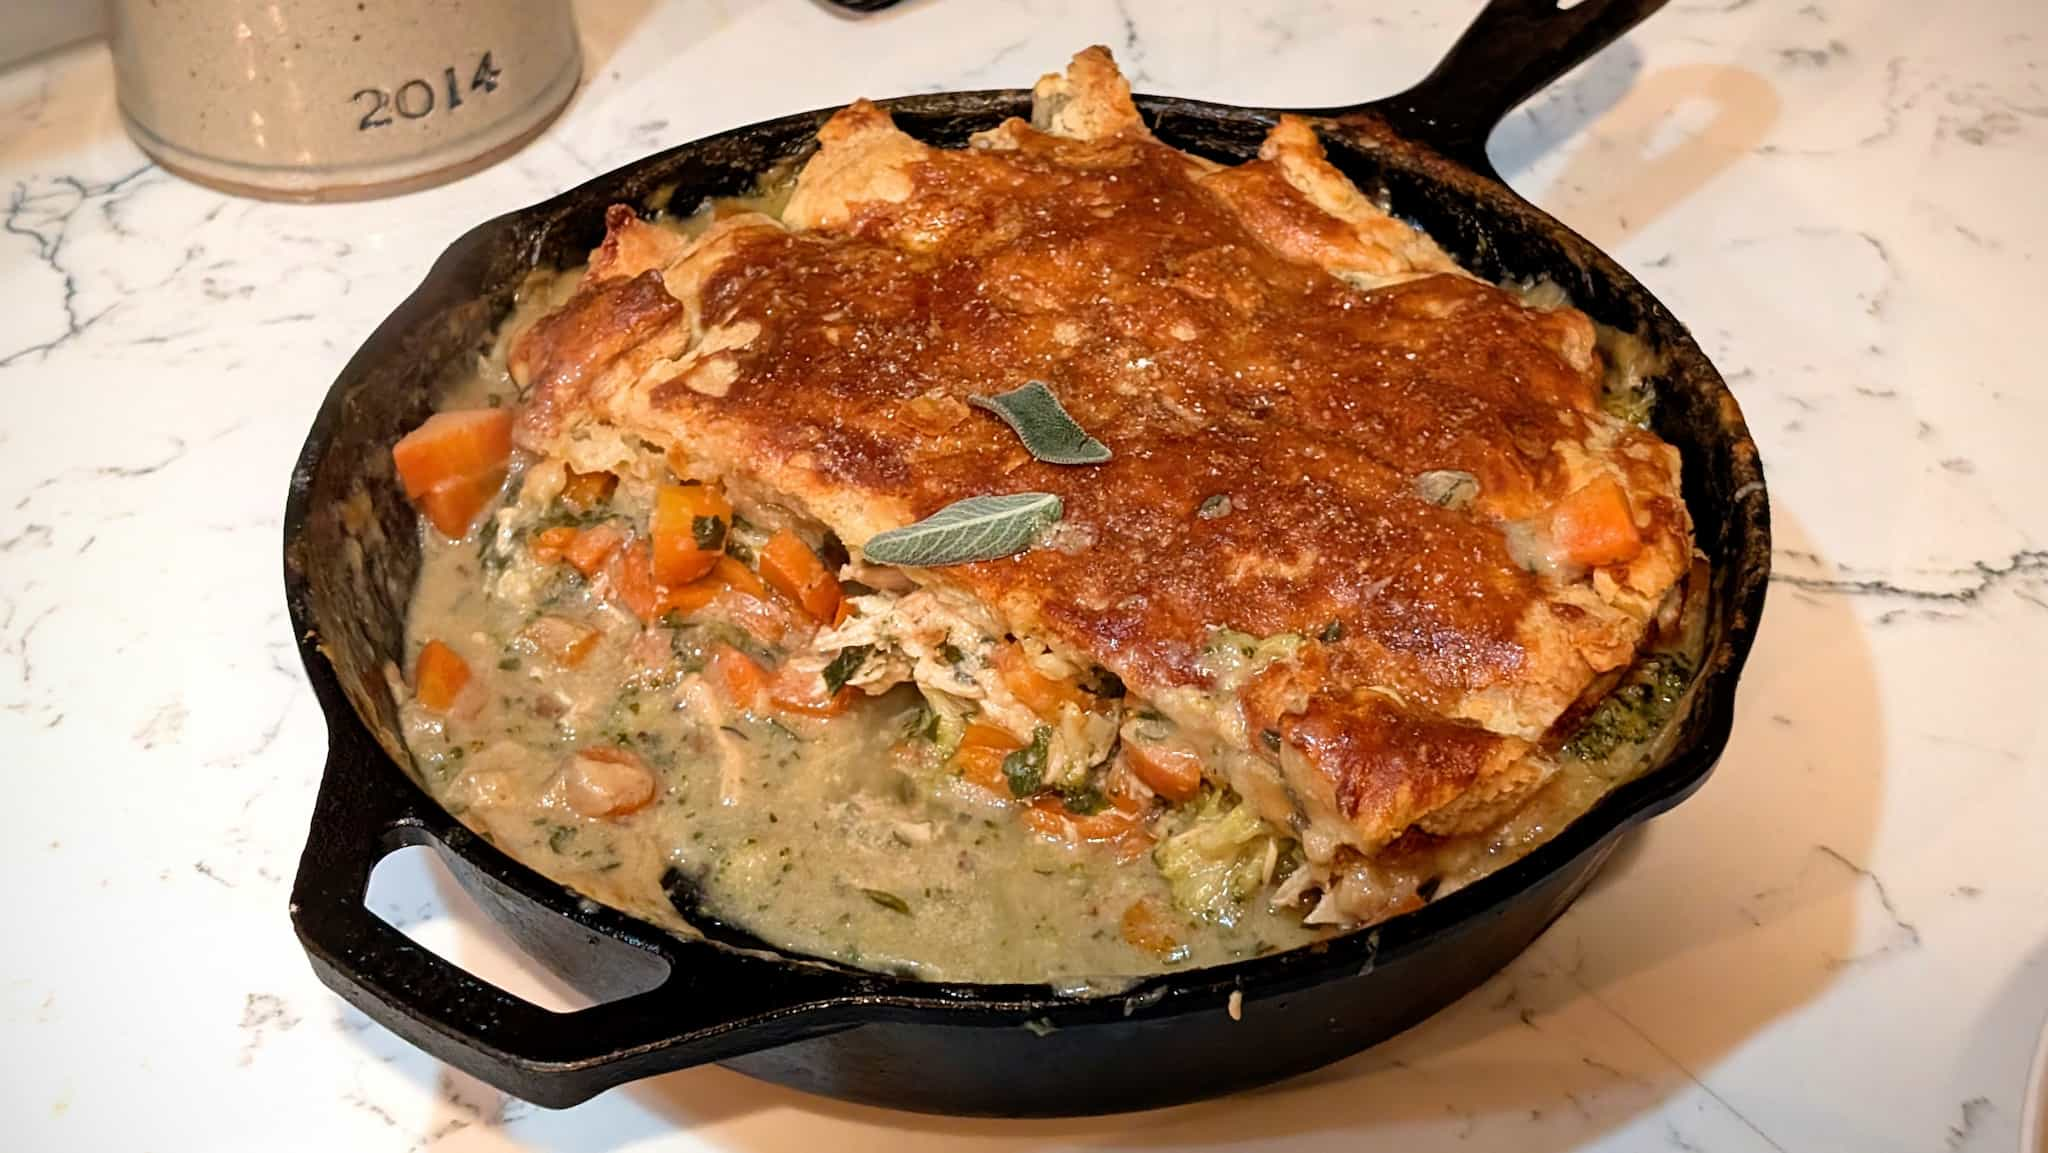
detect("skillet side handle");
top-left (1345, 0), bottom-right (1668, 176)
top-left (289, 730), bottom-right (860, 1107)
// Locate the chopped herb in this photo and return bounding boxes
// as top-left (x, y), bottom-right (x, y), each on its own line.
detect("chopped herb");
top-left (967, 380), bottom-right (1113, 465)
top-left (1002, 726), bottom-right (1052, 796)
top-left (821, 645), bottom-right (873, 695)
top-left (862, 492), bottom-right (1063, 567)
top-left (1057, 786), bottom-right (1108, 815)
top-left (1564, 653), bottom-right (1692, 762)
top-left (939, 641), bottom-right (966, 665)
top-left (1259, 728), bottom-right (1282, 753)
top-left (497, 656), bottom-right (522, 670)
top-left (1197, 494), bottom-right (1232, 519)
top-left (862, 888), bottom-right (912, 915)
top-left (902, 700), bottom-right (941, 742)
top-left (659, 609), bottom-right (686, 629)
top-left (691, 515), bottom-right (727, 550)
top-left (1318, 620), bottom-right (1344, 643)
top-left (547, 825), bottom-right (578, 853)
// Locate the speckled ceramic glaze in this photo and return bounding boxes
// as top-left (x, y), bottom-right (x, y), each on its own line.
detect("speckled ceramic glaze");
top-left (110, 0), bottom-right (579, 200)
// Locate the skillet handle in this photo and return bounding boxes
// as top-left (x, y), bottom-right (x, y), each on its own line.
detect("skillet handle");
top-left (289, 727), bottom-right (865, 1107)
top-left (1343, 0), bottom-right (1667, 176)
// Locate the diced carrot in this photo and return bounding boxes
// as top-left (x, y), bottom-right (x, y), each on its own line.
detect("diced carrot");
top-left (719, 591), bottom-right (793, 647)
top-left (520, 616), bottom-right (601, 668)
top-left (564, 523), bottom-right (627, 577)
top-left (393, 409), bottom-right (513, 497)
top-left (832, 598), bottom-right (857, 628)
top-left (413, 468), bottom-right (507, 539)
top-left (1104, 765), bottom-right (1152, 814)
top-left (1122, 741), bottom-right (1205, 804)
top-left (760, 529), bottom-right (841, 622)
top-left (413, 640), bottom-right (471, 712)
top-left (1120, 899), bottom-right (1181, 958)
top-left (710, 554), bottom-right (768, 601)
top-left (1023, 797), bottom-right (1145, 844)
top-left (1549, 475), bottom-right (1642, 567)
top-left (1108, 827), bottom-right (1155, 864)
top-left (531, 525), bottom-right (578, 565)
top-left (770, 662), bottom-right (858, 717)
top-left (651, 483), bottom-right (733, 586)
top-left (657, 580), bottom-right (722, 617)
top-left (995, 645), bottom-right (1087, 717)
top-left (655, 555), bottom-right (773, 620)
top-left (609, 543), bottom-right (659, 621)
top-left (953, 722), bottom-right (1023, 796)
top-left (959, 722), bottom-right (1024, 752)
top-left (559, 467), bottom-right (617, 513)
top-left (393, 409), bottom-right (513, 537)
top-left (711, 644), bottom-right (771, 711)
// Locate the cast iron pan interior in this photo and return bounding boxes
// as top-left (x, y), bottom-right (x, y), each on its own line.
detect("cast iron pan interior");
top-left (284, 0), bottom-right (1769, 1114)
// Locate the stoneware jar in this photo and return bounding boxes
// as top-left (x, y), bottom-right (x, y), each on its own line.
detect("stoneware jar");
top-left (111, 0), bottom-right (580, 201)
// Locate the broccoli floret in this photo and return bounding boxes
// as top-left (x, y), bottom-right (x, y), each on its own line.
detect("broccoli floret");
top-left (1564, 654), bottom-right (1692, 763)
top-left (1153, 792), bottom-right (1275, 925)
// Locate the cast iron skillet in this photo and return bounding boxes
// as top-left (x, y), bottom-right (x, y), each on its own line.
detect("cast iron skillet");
top-left (285, 0), bottom-right (1769, 1115)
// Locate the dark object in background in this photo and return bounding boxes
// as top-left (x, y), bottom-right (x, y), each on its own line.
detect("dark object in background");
top-left (823, 0), bottom-right (906, 10)
top-left (285, 0), bottom-right (1768, 1117)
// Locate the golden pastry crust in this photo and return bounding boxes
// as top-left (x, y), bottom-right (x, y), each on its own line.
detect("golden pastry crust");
top-left (510, 48), bottom-right (1693, 857)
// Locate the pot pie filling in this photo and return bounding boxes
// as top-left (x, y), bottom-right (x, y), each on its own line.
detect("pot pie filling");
top-left (391, 48), bottom-right (1701, 981)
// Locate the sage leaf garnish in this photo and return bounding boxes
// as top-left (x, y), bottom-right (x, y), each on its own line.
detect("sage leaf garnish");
top-left (821, 645), bottom-right (872, 695)
top-left (1414, 469), bottom-right (1480, 510)
top-left (861, 492), bottom-right (1062, 567)
top-left (969, 381), bottom-right (1111, 465)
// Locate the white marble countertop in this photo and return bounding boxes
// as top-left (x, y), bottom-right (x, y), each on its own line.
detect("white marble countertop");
top-left (3, 1), bottom-right (2044, 1150)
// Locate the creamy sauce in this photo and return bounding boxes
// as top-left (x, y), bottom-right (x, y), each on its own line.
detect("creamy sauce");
top-left (402, 506), bottom-right (1323, 980)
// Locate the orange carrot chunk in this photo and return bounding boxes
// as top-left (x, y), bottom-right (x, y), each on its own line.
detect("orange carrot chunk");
top-left (1023, 797), bottom-right (1145, 844)
top-left (769, 662), bottom-right (858, 717)
top-left (995, 645), bottom-right (1088, 717)
top-left (530, 525), bottom-right (579, 565)
top-left (1550, 476), bottom-right (1643, 567)
top-left (711, 644), bottom-right (771, 711)
top-left (1122, 741), bottom-right (1204, 804)
top-left (412, 470), bottom-right (507, 540)
top-left (519, 616), bottom-right (601, 668)
top-left (711, 554), bottom-right (769, 601)
top-left (392, 409), bottom-right (513, 537)
top-left (1120, 899), bottom-right (1182, 959)
top-left (651, 483), bottom-right (733, 586)
top-left (558, 467), bottom-right (617, 513)
top-left (656, 554), bottom-right (771, 619)
top-left (759, 529), bottom-right (841, 622)
top-left (609, 543), bottom-right (660, 621)
top-left (563, 523), bottom-right (627, 577)
top-left (953, 722), bottom-right (1024, 796)
top-left (413, 640), bottom-right (470, 712)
